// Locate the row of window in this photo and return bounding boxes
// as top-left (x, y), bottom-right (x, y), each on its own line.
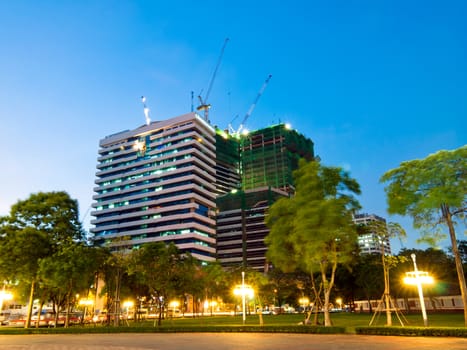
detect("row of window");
top-left (94, 215), bottom-right (214, 234)
top-left (99, 144), bottom-right (194, 172)
top-left (97, 162), bottom-right (194, 187)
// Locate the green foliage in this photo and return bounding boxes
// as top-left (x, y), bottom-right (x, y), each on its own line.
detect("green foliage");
top-left (5, 191), bottom-right (85, 245)
top-left (380, 145), bottom-right (467, 326)
top-left (1, 313), bottom-right (465, 337)
top-left (380, 146), bottom-right (466, 242)
top-left (356, 326), bottom-right (467, 337)
top-left (128, 242), bottom-right (197, 325)
top-left (0, 227), bottom-right (50, 283)
top-left (265, 159), bottom-right (361, 326)
top-left (266, 160), bottom-right (361, 273)
top-left (393, 248), bottom-right (459, 297)
top-left (0, 191), bottom-right (90, 327)
top-left (0, 192), bottom-right (85, 283)
top-left (202, 262), bottom-right (230, 304)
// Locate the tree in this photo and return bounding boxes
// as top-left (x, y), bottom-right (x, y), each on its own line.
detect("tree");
top-left (266, 159), bottom-right (361, 326)
top-left (363, 221), bottom-right (406, 326)
top-left (0, 191), bottom-right (84, 328)
top-left (0, 226), bottom-right (50, 327)
top-left (38, 243), bottom-right (102, 327)
top-left (354, 254), bottom-right (384, 312)
top-left (451, 240), bottom-right (467, 265)
top-left (246, 270), bottom-right (270, 326)
top-left (201, 262), bottom-right (229, 316)
top-left (128, 242), bottom-right (184, 326)
top-left (380, 145), bottom-right (467, 326)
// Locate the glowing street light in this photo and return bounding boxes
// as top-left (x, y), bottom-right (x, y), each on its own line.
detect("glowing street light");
top-left (403, 254), bottom-right (434, 327)
top-left (0, 288), bottom-right (13, 313)
top-left (169, 300), bottom-right (180, 318)
top-left (233, 271), bottom-right (254, 325)
top-left (79, 298), bottom-right (94, 322)
top-left (122, 300), bottom-right (134, 320)
top-left (122, 300), bottom-right (134, 309)
top-left (335, 298), bottom-right (343, 310)
top-left (299, 297), bottom-right (309, 312)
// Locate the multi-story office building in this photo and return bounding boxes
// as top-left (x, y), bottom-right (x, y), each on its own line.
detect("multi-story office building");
top-left (216, 187), bottom-right (289, 272)
top-left (91, 112), bottom-right (217, 263)
top-left (216, 124), bottom-right (314, 271)
top-left (353, 213), bottom-right (392, 255)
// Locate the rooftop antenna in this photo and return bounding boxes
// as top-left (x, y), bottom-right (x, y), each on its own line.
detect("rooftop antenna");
top-left (141, 96), bottom-right (151, 125)
top-left (191, 91), bottom-right (194, 112)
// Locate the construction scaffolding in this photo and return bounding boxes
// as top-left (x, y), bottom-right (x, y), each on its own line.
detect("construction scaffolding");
top-left (215, 129), bottom-right (241, 196)
top-left (239, 124), bottom-right (314, 193)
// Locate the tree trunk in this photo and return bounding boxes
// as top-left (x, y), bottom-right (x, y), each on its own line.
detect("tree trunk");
top-left (36, 302), bottom-right (44, 328)
top-left (25, 280), bottom-right (35, 328)
top-left (382, 249), bottom-right (392, 326)
top-left (442, 204), bottom-right (467, 327)
top-left (309, 272), bottom-right (322, 325)
top-left (114, 269), bottom-right (121, 327)
top-left (321, 261), bottom-right (336, 327)
top-left (256, 297), bottom-right (264, 326)
top-left (323, 286), bottom-right (331, 326)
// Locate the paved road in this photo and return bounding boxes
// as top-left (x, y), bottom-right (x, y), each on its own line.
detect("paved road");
top-left (1, 333), bottom-right (467, 350)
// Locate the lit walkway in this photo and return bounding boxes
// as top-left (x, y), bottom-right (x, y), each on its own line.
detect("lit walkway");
top-left (1, 333), bottom-right (467, 350)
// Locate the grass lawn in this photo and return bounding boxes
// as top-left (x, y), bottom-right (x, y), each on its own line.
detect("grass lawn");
top-left (1, 312), bottom-right (464, 335)
top-left (128, 311), bottom-right (465, 330)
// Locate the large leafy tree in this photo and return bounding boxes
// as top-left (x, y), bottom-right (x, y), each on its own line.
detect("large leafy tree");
top-left (128, 242), bottom-right (185, 326)
top-left (353, 253), bottom-right (384, 311)
top-left (0, 191), bottom-right (84, 328)
top-left (201, 262), bottom-right (229, 316)
top-left (380, 145), bottom-right (467, 326)
top-left (266, 160), bottom-right (361, 326)
top-left (38, 243), bottom-right (103, 327)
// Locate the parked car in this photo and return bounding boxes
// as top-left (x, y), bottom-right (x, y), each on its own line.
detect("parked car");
top-left (4, 314), bottom-right (27, 327)
top-left (6, 310), bottom-right (81, 327)
top-left (0, 312), bottom-right (11, 325)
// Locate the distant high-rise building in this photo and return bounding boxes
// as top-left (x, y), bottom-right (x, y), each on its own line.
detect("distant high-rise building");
top-left (91, 112), bottom-right (217, 263)
top-left (353, 213), bottom-right (392, 255)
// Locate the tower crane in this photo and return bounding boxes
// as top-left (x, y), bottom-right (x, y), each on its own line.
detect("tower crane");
top-left (197, 38), bottom-right (229, 122)
top-left (235, 74), bottom-right (272, 135)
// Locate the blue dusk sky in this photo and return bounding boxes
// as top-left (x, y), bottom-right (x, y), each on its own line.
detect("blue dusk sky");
top-left (0, 1), bottom-right (465, 252)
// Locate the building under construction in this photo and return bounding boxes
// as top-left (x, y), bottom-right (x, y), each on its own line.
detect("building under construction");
top-left (216, 123), bottom-right (315, 271)
top-left (214, 128), bottom-right (241, 196)
top-left (240, 124), bottom-right (314, 192)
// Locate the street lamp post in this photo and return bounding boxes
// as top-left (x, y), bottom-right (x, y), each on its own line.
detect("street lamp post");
top-left (233, 271), bottom-right (254, 325)
top-left (241, 272), bottom-right (246, 324)
top-left (404, 253), bottom-right (434, 327)
top-left (78, 298), bottom-right (94, 323)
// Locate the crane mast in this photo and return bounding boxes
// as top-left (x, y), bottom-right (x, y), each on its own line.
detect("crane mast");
top-left (236, 74), bottom-right (272, 135)
top-left (197, 38), bottom-right (229, 122)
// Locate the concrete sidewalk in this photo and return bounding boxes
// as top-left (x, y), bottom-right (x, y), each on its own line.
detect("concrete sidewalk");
top-left (1, 333), bottom-right (467, 350)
